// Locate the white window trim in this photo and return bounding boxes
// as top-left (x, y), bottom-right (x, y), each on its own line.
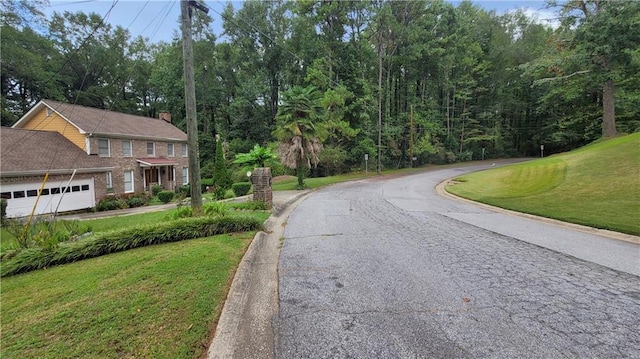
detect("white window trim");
top-left (124, 170), bottom-right (134, 193)
top-left (147, 141), bottom-right (156, 157)
top-left (182, 143), bottom-right (188, 157)
top-left (182, 167), bottom-right (189, 185)
top-left (122, 140), bottom-right (133, 157)
top-left (98, 138), bottom-right (110, 157)
top-left (106, 172), bottom-right (113, 191)
top-left (167, 143), bottom-right (174, 157)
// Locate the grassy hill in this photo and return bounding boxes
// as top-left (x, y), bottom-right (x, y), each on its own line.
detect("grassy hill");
top-left (446, 133), bottom-right (640, 236)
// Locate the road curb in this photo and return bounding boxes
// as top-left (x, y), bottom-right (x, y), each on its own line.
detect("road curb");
top-left (206, 190), bottom-right (315, 359)
top-left (436, 180), bottom-right (640, 245)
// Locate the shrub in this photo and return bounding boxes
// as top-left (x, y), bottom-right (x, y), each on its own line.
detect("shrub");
top-left (98, 196), bottom-right (130, 211)
top-left (201, 178), bottom-right (215, 192)
top-left (178, 185), bottom-right (190, 198)
top-left (2, 218), bottom-right (90, 250)
top-left (158, 191), bottom-right (174, 203)
top-left (232, 182), bottom-right (252, 197)
top-left (151, 184), bottom-right (163, 196)
top-left (213, 140), bottom-right (233, 195)
top-left (1, 215), bottom-right (264, 277)
top-left (127, 196), bottom-right (146, 208)
top-left (228, 200), bottom-right (268, 211)
top-left (203, 202), bottom-right (228, 216)
top-left (167, 206), bottom-right (192, 220)
top-left (213, 187), bottom-right (226, 200)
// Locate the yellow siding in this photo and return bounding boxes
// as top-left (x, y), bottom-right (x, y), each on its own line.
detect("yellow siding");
top-left (22, 108), bottom-right (86, 151)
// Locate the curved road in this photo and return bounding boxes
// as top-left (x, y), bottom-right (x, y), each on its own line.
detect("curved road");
top-left (275, 162), bottom-right (640, 358)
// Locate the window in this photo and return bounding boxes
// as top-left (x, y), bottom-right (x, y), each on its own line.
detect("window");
top-left (106, 172), bottom-right (113, 192)
top-left (41, 189), bottom-right (50, 195)
top-left (98, 138), bottom-right (110, 157)
top-left (167, 143), bottom-right (174, 157)
top-left (168, 166), bottom-right (175, 182)
top-left (182, 143), bottom-right (188, 157)
top-left (51, 188), bottom-right (61, 195)
top-left (122, 140), bottom-right (132, 157)
top-left (1, 192), bottom-right (11, 199)
top-left (26, 190), bottom-right (38, 197)
top-left (124, 170), bottom-right (134, 193)
top-left (13, 191), bottom-right (25, 198)
top-left (147, 141), bottom-right (155, 156)
top-left (71, 185), bottom-right (80, 192)
top-left (182, 167), bottom-right (189, 185)
top-left (81, 185), bottom-right (89, 191)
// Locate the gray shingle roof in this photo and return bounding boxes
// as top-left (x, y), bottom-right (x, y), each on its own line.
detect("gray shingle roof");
top-left (39, 100), bottom-right (187, 141)
top-left (0, 127), bottom-right (111, 176)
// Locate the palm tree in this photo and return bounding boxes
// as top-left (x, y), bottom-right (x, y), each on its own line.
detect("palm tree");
top-left (273, 86), bottom-right (327, 189)
top-left (233, 144), bottom-right (277, 169)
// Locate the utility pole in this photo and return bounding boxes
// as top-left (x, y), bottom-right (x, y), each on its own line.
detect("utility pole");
top-left (180, 0), bottom-right (208, 215)
top-left (377, 27), bottom-right (383, 175)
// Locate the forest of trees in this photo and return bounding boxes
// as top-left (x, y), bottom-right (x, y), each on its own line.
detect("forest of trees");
top-left (2, 0), bottom-right (639, 177)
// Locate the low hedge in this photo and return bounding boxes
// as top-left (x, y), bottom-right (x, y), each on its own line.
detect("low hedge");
top-left (157, 191), bottom-right (174, 203)
top-left (1, 215), bottom-right (263, 277)
top-left (232, 182), bottom-right (252, 197)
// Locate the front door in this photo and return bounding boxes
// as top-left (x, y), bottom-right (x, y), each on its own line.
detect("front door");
top-left (145, 167), bottom-right (159, 188)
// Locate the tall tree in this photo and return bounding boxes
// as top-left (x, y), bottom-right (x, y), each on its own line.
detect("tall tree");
top-left (550, 0), bottom-right (640, 137)
top-left (273, 86), bottom-right (326, 188)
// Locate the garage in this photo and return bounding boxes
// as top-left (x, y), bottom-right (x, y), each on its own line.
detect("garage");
top-left (1, 178), bottom-right (95, 218)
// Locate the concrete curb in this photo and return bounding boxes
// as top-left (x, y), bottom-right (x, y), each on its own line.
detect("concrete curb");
top-left (436, 180), bottom-right (640, 245)
top-left (206, 190), bottom-right (314, 359)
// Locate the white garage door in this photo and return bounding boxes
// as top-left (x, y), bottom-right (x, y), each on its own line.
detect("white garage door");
top-left (1, 178), bottom-right (95, 218)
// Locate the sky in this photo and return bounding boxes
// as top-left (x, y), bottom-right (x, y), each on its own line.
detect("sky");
top-left (43, 0), bottom-right (558, 43)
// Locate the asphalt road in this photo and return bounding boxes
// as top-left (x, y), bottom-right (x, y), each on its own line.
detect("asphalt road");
top-left (275, 162), bottom-right (640, 358)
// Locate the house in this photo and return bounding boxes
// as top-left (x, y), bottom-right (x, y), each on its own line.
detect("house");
top-left (2, 100), bottom-right (190, 217)
top-left (0, 127), bottom-right (113, 217)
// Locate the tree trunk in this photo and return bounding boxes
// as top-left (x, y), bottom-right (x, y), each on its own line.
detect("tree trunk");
top-left (296, 158), bottom-right (305, 188)
top-left (602, 79), bottom-right (616, 137)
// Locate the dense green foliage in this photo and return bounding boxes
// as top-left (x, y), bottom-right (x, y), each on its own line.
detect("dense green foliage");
top-left (233, 144), bottom-right (278, 169)
top-left (232, 182), bottom-right (252, 197)
top-left (157, 190), bottom-right (175, 203)
top-left (212, 139), bottom-right (233, 198)
top-left (2, 0), bottom-right (639, 176)
top-left (447, 133), bottom-right (640, 235)
top-left (1, 214), bottom-right (264, 277)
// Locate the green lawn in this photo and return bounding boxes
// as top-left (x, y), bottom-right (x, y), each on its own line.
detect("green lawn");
top-left (447, 133), bottom-right (640, 235)
top-left (1, 232), bottom-right (253, 359)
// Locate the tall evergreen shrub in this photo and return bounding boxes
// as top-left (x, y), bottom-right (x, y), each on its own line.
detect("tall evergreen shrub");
top-left (212, 139), bottom-right (233, 199)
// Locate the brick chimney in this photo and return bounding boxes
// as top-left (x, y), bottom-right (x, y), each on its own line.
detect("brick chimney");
top-left (159, 112), bottom-right (172, 123)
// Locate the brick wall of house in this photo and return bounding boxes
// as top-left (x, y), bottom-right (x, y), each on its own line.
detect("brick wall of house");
top-left (87, 136), bottom-right (189, 198)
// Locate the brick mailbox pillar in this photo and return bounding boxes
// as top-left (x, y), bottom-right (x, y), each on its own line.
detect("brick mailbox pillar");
top-left (252, 167), bottom-right (273, 208)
